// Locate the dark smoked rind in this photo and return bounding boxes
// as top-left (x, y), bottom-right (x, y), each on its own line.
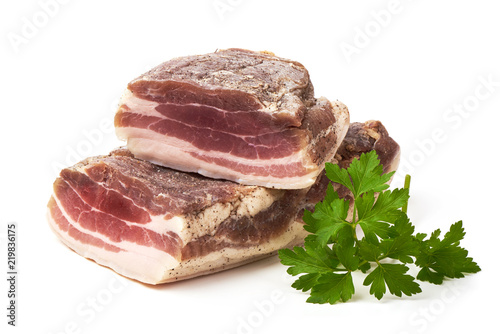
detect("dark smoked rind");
top-left (335, 120), bottom-right (400, 173)
top-left (303, 121), bottom-right (400, 207)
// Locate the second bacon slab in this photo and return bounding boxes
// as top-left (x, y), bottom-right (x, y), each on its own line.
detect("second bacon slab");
top-left (115, 49), bottom-right (349, 189)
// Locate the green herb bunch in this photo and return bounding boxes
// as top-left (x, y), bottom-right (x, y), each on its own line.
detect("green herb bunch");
top-left (278, 151), bottom-right (480, 304)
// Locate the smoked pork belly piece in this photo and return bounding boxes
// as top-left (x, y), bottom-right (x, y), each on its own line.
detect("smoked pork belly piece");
top-left (115, 48), bottom-right (350, 189)
top-left (47, 121), bottom-right (399, 285)
top-left (304, 120), bottom-right (401, 207)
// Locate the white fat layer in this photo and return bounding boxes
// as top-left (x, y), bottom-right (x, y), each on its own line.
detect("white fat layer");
top-left (48, 203), bottom-right (307, 285)
top-left (116, 126), bottom-right (310, 167)
top-left (118, 89), bottom-right (162, 117)
top-left (146, 214), bottom-right (185, 236)
top-left (235, 187), bottom-right (282, 217)
top-left (116, 133), bottom-right (318, 189)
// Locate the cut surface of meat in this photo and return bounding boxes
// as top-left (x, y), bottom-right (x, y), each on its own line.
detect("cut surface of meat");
top-left (47, 121), bottom-right (400, 284)
top-left (115, 48), bottom-right (349, 189)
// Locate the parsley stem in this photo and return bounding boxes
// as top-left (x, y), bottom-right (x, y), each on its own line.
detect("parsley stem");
top-left (352, 204), bottom-right (358, 240)
top-left (352, 203), bottom-right (357, 225)
top-left (402, 174), bottom-right (411, 214)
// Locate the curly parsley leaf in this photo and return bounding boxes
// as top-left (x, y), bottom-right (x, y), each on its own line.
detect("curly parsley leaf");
top-left (278, 150), bottom-right (480, 304)
top-left (279, 241), bottom-right (339, 276)
top-left (307, 272), bottom-right (355, 304)
top-left (379, 212), bottom-right (420, 264)
top-left (363, 263), bottom-right (421, 300)
top-left (303, 186), bottom-right (350, 247)
top-left (415, 221), bottom-right (481, 284)
top-left (325, 149), bottom-right (394, 198)
top-left (334, 226), bottom-right (359, 271)
top-left (291, 273), bottom-right (321, 292)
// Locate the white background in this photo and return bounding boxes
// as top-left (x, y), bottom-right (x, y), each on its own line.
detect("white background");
top-left (1, 0), bottom-right (498, 333)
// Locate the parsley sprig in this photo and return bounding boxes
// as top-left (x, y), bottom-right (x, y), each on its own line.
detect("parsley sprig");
top-left (278, 151), bottom-right (480, 304)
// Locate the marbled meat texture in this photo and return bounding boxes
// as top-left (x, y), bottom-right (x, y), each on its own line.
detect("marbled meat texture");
top-left (47, 121), bottom-right (400, 285)
top-left (115, 48), bottom-right (350, 189)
